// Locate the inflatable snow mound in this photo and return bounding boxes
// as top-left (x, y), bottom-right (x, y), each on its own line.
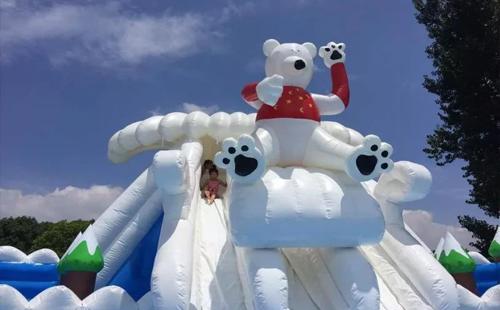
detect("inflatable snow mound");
top-left (229, 167), bottom-right (385, 247)
top-left (0, 284), bottom-right (152, 310)
top-left (0, 246), bottom-right (59, 264)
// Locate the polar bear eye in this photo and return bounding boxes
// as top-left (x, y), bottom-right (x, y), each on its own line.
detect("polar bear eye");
top-left (324, 48), bottom-right (331, 52)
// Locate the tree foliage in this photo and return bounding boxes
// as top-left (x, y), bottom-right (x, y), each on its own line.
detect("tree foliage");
top-left (413, 0), bottom-right (499, 255)
top-left (0, 217), bottom-right (51, 253)
top-left (30, 220), bottom-right (94, 257)
top-left (0, 217), bottom-right (93, 257)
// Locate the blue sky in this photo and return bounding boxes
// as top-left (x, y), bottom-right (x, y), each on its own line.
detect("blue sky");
top-left (0, 0), bottom-right (494, 247)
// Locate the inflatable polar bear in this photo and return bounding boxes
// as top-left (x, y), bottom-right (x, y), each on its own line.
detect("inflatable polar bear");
top-left (214, 39), bottom-right (395, 248)
top-left (215, 39), bottom-right (394, 184)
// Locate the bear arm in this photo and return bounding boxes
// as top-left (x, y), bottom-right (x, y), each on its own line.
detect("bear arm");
top-left (331, 63), bottom-right (350, 108)
top-left (312, 93), bottom-right (346, 115)
top-left (241, 82), bottom-right (263, 110)
top-left (311, 62), bottom-right (350, 115)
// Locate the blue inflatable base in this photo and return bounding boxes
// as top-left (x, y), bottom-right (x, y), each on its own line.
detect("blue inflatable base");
top-left (474, 262), bottom-right (500, 295)
top-left (0, 262), bottom-right (59, 299)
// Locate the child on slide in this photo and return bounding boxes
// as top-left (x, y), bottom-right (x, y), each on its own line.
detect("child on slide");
top-left (200, 159), bottom-right (215, 190)
top-left (203, 167), bottom-right (227, 205)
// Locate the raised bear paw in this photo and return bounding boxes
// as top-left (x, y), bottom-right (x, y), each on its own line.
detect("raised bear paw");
top-left (345, 135), bottom-right (393, 181)
top-left (256, 74), bottom-right (284, 106)
top-left (319, 42), bottom-right (346, 68)
top-left (214, 134), bottom-right (265, 184)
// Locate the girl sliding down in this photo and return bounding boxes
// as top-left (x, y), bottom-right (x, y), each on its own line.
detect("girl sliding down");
top-left (203, 167), bottom-right (227, 205)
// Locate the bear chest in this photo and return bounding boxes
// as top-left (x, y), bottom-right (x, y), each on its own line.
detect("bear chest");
top-left (256, 86), bottom-right (320, 122)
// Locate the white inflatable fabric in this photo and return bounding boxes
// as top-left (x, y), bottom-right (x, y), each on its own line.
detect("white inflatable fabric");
top-left (457, 285), bottom-right (500, 310)
top-left (108, 111), bottom-right (363, 165)
top-left (363, 162), bottom-right (460, 310)
top-left (151, 142), bottom-right (203, 310)
top-left (15, 110), bottom-right (472, 309)
top-left (229, 166), bottom-right (385, 248)
top-left (0, 285), bottom-right (146, 310)
top-left (108, 112), bottom-right (256, 163)
top-left (468, 251), bottom-right (492, 265)
top-left (93, 167), bottom-right (162, 288)
top-left (0, 246), bottom-right (59, 264)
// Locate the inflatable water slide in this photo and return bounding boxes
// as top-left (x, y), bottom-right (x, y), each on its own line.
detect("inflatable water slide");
top-left (1, 39), bottom-right (499, 309)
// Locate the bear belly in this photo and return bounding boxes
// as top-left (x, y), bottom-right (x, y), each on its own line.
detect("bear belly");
top-left (228, 166), bottom-right (385, 248)
top-left (256, 86), bottom-right (320, 122)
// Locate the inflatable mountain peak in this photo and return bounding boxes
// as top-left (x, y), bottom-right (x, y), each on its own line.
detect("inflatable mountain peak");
top-left (438, 232), bottom-right (475, 274)
top-left (58, 225), bottom-right (103, 274)
top-left (489, 227), bottom-right (500, 259)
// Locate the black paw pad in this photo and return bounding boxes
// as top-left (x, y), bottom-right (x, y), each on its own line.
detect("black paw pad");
top-left (330, 50), bottom-right (342, 60)
top-left (356, 155), bottom-right (378, 176)
top-left (234, 154), bottom-right (258, 176)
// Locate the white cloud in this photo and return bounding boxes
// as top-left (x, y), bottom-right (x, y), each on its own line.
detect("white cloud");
top-left (403, 209), bottom-right (476, 251)
top-left (182, 102), bottom-right (220, 115)
top-left (0, 2), bottom-right (219, 66)
top-left (0, 186), bottom-right (123, 222)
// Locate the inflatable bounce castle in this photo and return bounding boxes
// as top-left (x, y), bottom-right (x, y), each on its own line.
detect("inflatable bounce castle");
top-left (1, 39), bottom-right (499, 310)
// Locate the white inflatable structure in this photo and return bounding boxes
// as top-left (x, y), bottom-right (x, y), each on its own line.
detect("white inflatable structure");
top-left (2, 111), bottom-right (500, 309)
top-left (2, 37), bottom-right (499, 309)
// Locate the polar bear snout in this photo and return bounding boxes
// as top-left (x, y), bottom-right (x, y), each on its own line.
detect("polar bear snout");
top-left (294, 59), bottom-right (306, 70)
top-left (283, 56), bottom-right (307, 74)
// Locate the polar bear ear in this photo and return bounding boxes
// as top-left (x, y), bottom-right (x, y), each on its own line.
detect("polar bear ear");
top-left (263, 39), bottom-right (280, 56)
top-left (302, 42), bottom-right (317, 58)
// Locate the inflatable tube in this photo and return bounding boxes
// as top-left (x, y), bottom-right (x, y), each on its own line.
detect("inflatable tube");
top-left (371, 196), bottom-right (459, 309)
top-left (0, 262), bottom-right (58, 282)
top-left (107, 112), bottom-right (369, 164)
top-left (98, 190), bottom-right (163, 288)
top-left (108, 214), bottom-right (163, 301)
top-left (150, 142), bottom-right (202, 310)
top-left (93, 168), bottom-right (157, 251)
top-left (236, 246), bottom-right (288, 310)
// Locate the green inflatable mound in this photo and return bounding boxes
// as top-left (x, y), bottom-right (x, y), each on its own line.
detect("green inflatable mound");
top-left (489, 239), bottom-right (500, 259)
top-left (438, 249), bottom-right (476, 274)
top-left (58, 240), bottom-right (104, 274)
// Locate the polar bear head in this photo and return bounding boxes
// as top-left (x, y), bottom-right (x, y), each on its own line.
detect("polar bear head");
top-left (263, 39), bottom-right (317, 89)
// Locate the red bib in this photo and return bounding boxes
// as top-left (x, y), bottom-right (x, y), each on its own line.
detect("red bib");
top-left (256, 86), bottom-right (320, 122)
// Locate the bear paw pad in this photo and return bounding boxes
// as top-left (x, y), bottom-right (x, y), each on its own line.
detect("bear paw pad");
top-left (346, 135), bottom-right (393, 181)
top-left (215, 134), bottom-right (265, 184)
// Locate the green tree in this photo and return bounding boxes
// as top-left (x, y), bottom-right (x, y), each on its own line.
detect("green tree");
top-left (413, 0), bottom-right (499, 255)
top-left (30, 220), bottom-right (93, 257)
top-left (0, 217), bottom-right (51, 253)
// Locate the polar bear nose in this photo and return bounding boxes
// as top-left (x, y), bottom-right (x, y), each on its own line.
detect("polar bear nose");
top-left (294, 59), bottom-right (306, 70)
